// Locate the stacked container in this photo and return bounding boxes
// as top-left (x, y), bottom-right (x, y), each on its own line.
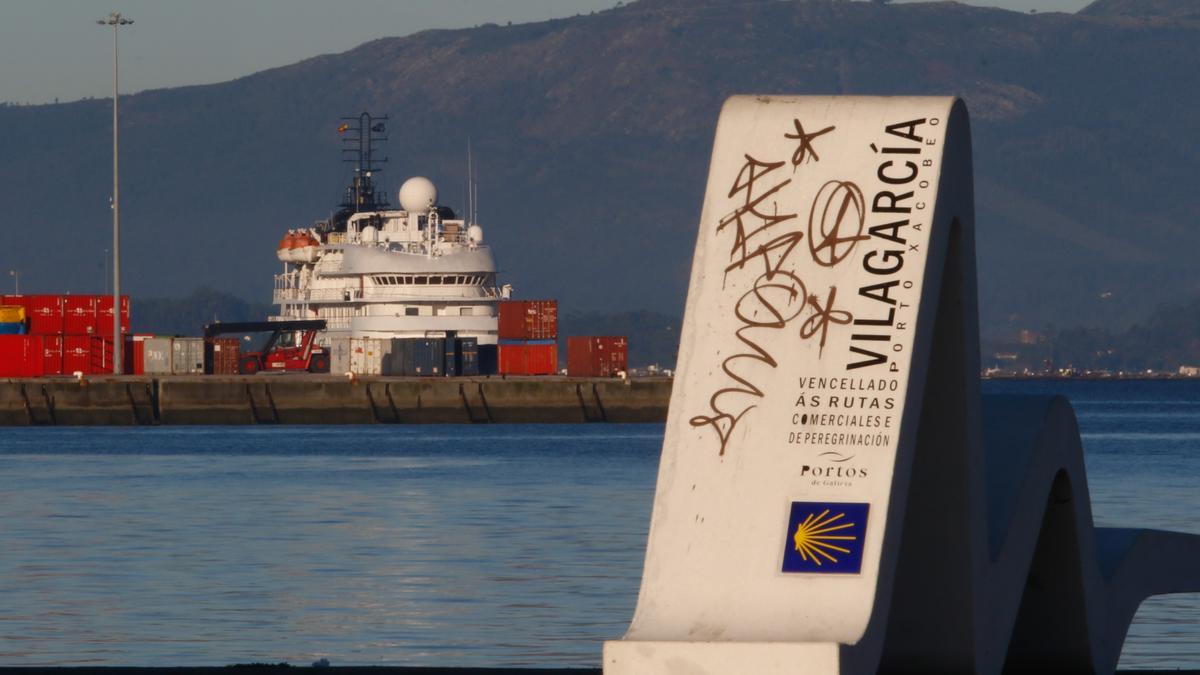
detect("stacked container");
top-left (499, 300), bottom-right (557, 340)
top-left (64, 296), bottom-right (98, 335)
top-left (0, 294), bottom-right (130, 376)
top-left (63, 336), bottom-right (93, 374)
top-left (90, 336), bottom-right (115, 374)
top-left (0, 335), bottom-right (44, 377)
top-left (567, 336), bottom-right (629, 378)
top-left (0, 305), bottom-right (26, 335)
top-left (42, 335), bottom-right (64, 375)
top-left (497, 300), bottom-right (558, 375)
top-left (97, 296), bottom-right (131, 336)
top-left (3, 295), bottom-right (64, 335)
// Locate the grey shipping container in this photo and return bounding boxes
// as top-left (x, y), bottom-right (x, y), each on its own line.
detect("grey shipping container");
top-left (456, 337), bottom-right (479, 376)
top-left (349, 337), bottom-right (389, 375)
top-left (143, 337), bottom-right (173, 374)
top-left (171, 337), bottom-right (205, 374)
top-left (330, 337), bottom-right (352, 375)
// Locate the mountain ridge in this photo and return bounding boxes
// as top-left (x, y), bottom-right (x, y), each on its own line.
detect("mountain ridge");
top-left (0, 0), bottom-right (1196, 341)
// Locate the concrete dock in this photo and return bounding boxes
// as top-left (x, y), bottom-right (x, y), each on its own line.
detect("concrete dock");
top-left (0, 662), bottom-right (1180, 667)
top-left (0, 375), bottom-right (672, 425)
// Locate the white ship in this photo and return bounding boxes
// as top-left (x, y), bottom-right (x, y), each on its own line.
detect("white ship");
top-left (270, 113), bottom-right (509, 346)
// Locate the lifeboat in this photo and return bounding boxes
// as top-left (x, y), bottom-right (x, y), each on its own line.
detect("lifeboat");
top-left (276, 230), bottom-right (296, 262)
top-left (294, 230), bottom-right (320, 263)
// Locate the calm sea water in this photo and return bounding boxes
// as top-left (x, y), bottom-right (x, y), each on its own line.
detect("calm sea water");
top-left (0, 379), bottom-right (1196, 668)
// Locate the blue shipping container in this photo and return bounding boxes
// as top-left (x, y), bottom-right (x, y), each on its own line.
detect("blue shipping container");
top-left (478, 344), bottom-right (498, 375)
top-left (0, 322), bottom-right (25, 335)
top-left (413, 338), bottom-right (444, 377)
top-left (387, 338), bottom-right (415, 376)
top-left (444, 340), bottom-right (458, 377)
top-left (456, 337), bottom-right (479, 377)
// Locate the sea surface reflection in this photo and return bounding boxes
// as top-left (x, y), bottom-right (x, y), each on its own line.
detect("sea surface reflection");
top-left (0, 379), bottom-right (1196, 668)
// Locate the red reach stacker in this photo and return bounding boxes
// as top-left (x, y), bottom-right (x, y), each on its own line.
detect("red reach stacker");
top-left (202, 320), bottom-right (330, 374)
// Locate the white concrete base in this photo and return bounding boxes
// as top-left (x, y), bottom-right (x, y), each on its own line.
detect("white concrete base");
top-left (604, 640), bottom-right (839, 675)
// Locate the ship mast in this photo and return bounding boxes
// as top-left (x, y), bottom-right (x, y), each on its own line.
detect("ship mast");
top-left (333, 112), bottom-right (389, 230)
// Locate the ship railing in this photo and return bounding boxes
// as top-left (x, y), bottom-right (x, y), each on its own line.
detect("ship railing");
top-left (275, 286), bottom-right (500, 303)
top-left (274, 271), bottom-right (301, 290)
top-left (321, 317), bottom-right (353, 330)
top-left (360, 287), bottom-right (502, 301)
top-left (274, 287), bottom-right (366, 303)
top-left (440, 230), bottom-right (467, 244)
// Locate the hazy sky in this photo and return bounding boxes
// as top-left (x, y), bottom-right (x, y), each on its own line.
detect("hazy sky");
top-left (2, 0), bottom-right (1093, 105)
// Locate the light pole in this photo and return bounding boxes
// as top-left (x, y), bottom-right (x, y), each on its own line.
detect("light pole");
top-left (7, 270), bottom-right (17, 295)
top-left (98, 11), bottom-right (132, 375)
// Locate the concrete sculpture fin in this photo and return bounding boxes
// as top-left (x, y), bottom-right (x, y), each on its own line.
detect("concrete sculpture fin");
top-left (603, 96), bottom-right (1200, 675)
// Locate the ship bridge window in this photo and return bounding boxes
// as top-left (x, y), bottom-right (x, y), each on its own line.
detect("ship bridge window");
top-left (415, 276), bottom-right (427, 285)
top-left (405, 307), bottom-right (419, 316)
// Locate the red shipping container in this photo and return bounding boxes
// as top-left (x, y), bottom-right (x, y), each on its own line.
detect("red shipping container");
top-left (209, 337), bottom-right (241, 375)
top-left (96, 295), bottom-right (131, 336)
top-left (90, 336), bottom-right (116, 374)
top-left (63, 335), bottom-right (89, 374)
top-left (64, 295), bottom-right (99, 335)
top-left (3, 295), bottom-right (64, 335)
top-left (42, 334), bottom-right (64, 376)
top-left (127, 334), bottom-right (153, 375)
top-left (567, 336), bottom-right (629, 378)
top-left (498, 342), bottom-right (557, 375)
top-left (64, 335), bottom-right (97, 374)
top-left (0, 335), bottom-right (45, 377)
top-left (498, 300), bottom-right (558, 340)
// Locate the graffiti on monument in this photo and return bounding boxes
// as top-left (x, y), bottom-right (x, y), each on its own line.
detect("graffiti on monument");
top-left (689, 113), bottom-right (942, 492)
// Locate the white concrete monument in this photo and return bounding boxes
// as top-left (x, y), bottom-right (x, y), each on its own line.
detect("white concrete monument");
top-left (604, 96), bottom-right (1200, 674)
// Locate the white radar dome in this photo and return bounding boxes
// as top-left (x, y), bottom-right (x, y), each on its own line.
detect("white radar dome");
top-left (467, 224), bottom-right (484, 244)
top-left (361, 225), bottom-right (378, 243)
top-left (398, 177), bottom-right (438, 212)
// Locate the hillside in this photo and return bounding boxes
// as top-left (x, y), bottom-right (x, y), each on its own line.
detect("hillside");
top-left (984, 294), bottom-right (1200, 373)
top-left (1, 0), bottom-right (1197, 340)
top-left (1081, 0), bottom-right (1200, 19)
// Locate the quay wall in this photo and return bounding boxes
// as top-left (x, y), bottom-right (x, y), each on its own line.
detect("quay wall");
top-left (0, 376), bottom-right (672, 426)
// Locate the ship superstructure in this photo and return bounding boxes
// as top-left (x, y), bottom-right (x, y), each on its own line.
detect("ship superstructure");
top-left (271, 113), bottom-right (508, 344)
